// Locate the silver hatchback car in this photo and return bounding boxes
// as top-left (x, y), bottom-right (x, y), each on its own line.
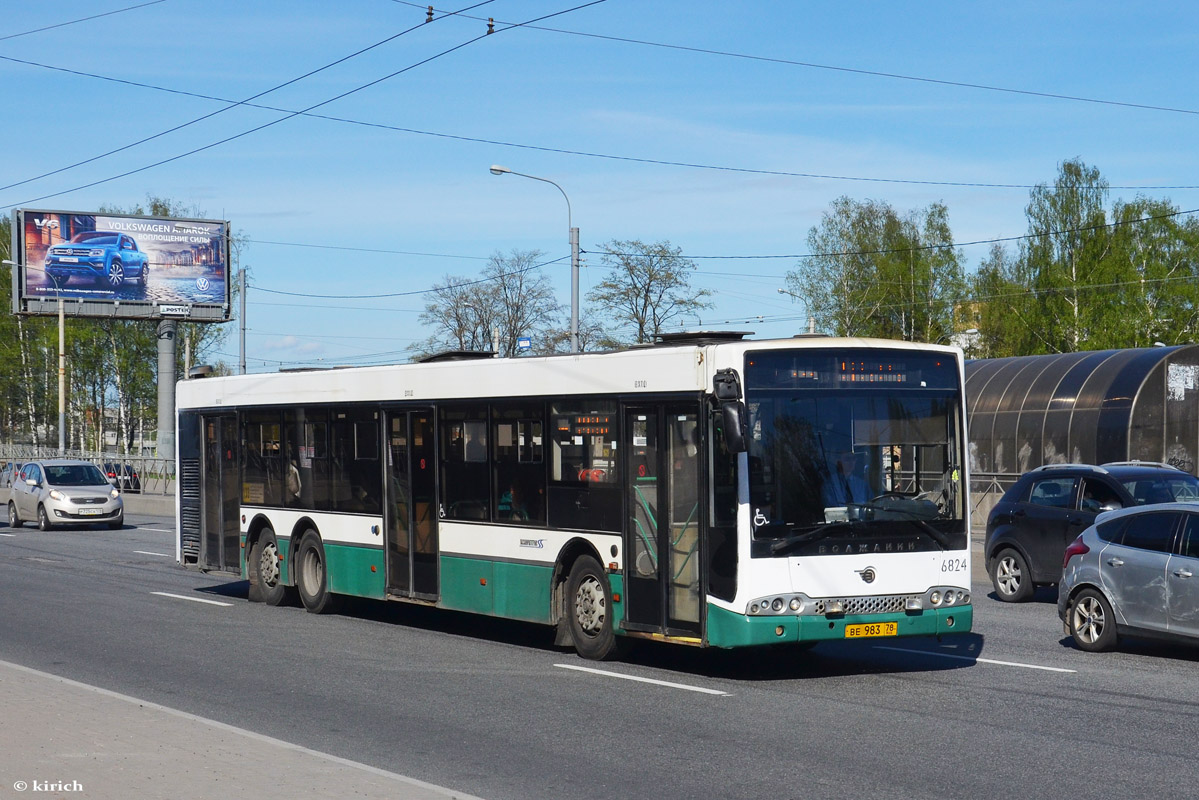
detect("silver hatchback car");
top-left (8, 460), bottom-right (124, 531)
top-left (1059, 503), bottom-right (1199, 651)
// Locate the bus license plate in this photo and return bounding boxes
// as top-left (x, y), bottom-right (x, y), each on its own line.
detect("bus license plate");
top-left (845, 622), bottom-right (897, 638)
top-left (79, 508), bottom-right (102, 515)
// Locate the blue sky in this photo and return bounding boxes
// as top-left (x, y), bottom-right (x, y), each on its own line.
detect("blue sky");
top-left (4, 1), bottom-right (1199, 371)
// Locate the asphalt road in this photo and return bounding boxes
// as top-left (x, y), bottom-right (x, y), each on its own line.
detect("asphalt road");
top-left (2, 512), bottom-right (1197, 800)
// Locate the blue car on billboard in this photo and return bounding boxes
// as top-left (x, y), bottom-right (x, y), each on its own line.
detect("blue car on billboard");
top-left (44, 231), bottom-right (149, 288)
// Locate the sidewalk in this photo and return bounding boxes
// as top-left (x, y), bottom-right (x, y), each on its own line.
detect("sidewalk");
top-left (0, 660), bottom-right (481, 800)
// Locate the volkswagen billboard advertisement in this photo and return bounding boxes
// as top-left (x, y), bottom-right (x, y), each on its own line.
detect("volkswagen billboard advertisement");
top-left (11, 209), bottom-right (231, 322)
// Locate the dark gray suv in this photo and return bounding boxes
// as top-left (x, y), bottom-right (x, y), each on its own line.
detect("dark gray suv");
top-left (985, 462), bottom-right (1199, 602)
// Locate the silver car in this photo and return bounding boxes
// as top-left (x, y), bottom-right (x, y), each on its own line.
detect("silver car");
top-left (8, 460), bottom-right (124, 531)
top-left (1059, 502), bottom-right (1199, 651)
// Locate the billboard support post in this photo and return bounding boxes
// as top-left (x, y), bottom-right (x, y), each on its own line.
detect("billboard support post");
top-left (156, 320), bottom-right (176, 460)
top-left (57, 293), bottom-right (65, 455)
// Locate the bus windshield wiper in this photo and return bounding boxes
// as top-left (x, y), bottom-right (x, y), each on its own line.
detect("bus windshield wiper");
top-left (877, 512), bottom-right (952, 550)
top-left (770, 521), bottom-right (854, 555)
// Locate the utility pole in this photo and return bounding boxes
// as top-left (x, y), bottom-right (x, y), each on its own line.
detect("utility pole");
top-left (239, 268), bottom-right (247, 375)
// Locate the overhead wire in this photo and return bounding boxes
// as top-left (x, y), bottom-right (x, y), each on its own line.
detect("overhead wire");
top-left (248, 254), bottom-right (569, 299)
top-left (0, 0), bottom-right (168, 43)
top-left (237, 205), bottom-right (1199, 302)
top-left (393, 2), bottom-right (1199, 118)
top-left (1, 0), bottom-right (608, 211)
top-left (3, 37), bottom-right (1197, 191)
top-left (0, 0), bottom-right (497, 195)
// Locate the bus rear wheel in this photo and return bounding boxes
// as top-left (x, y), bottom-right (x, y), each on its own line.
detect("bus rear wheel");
top-left (296, 530), bottom-right (338, 614)
top-left (566, 555), bottom-right (622, 660)
top-left (248, 527), bottom-right (289, 606)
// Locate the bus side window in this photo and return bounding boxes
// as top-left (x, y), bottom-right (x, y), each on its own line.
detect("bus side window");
top-left (440, 405), bottom-right (490, 521)
top-left (492, 404), bottom-right (546, 525)
top-left (547, 401), bottom-right (620, 532)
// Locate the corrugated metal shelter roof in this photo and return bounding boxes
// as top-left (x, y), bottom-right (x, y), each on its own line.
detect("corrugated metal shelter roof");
top-left (965, 345), bottom-right (1199, 477)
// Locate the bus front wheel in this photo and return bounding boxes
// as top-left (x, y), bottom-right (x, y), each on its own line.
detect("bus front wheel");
top-left (566, 555), bottom-right (622, 661)
top-left (296, 530), bottom-right (338, 614)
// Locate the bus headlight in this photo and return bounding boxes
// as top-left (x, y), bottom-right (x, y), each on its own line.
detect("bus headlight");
top-left (771, 598), bottom-right (784, 612)
top-left (789, 598), bottom-right (802, 612)
top-left (930, 590), bottom-right (942, 606)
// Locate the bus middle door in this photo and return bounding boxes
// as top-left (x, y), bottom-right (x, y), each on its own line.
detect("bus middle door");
top-left (384, 409), bottom-right (439, 600)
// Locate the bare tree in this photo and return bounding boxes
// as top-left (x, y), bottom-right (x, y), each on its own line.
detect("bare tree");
top-left (587, 240), bottom-right (712, 345)
top-left (418, 250), bottom-right (563, 358)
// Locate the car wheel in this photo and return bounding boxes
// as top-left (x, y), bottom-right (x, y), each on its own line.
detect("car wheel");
top-left (565, 554), bottom-right (624, 660)
top-left (295, 530), bottom-right (338, 614)
top-left (990, 547), bottom-right (1033, 602)
top-left (8, 502), bottom-right (23, 528)
top-left (1069, 588), bottom-right (1118, 652)
top-left (107, 514), bottom-right (124, 530)
top-left (37, 505), bottom-right (53, 532)
top-left (138, 263), bottom-right (148, 286)
top-left (107, 259), bottom-right (124, 287)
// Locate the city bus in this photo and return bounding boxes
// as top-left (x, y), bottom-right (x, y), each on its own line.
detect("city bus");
top-left (175, 332), bottom-right (972, 660)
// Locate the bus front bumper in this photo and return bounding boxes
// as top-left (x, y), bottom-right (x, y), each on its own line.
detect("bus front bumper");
top-left (705, 602), bottom-right (972, 649)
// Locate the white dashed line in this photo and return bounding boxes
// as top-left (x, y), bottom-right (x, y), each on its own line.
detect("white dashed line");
top-left (137, 527), bottom-right (175, 533)
top-left (555, 663), bottom-right (730, 695)
top-left (151, 591), bottom-right (233, 607)
top-left (134, 551), bottom-right (171, 557)
top-left (0, 533), bottom-right (15, 537)
top-left (875, 646), bottom-right (1077, 673)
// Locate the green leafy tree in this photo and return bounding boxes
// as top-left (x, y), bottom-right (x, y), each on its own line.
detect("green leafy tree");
top-left (785, 198), bottom-right (964, 340)
top-left (973, 159), bottom-right (1199, 356)
top-left (587, 239), bottom-right (712, 345)
top-left (1017, 158), bottom-right (1117, 352)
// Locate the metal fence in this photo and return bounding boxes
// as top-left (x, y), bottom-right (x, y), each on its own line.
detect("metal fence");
top-left (0, 445), bottom-right (175, 496)
top-left (969, 472), bottom-right (1018, 532)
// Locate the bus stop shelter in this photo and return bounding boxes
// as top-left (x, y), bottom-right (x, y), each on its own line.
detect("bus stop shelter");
top-left (964, 345), bottom-right (1199, 525)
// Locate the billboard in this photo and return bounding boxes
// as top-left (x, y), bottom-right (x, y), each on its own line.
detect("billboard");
top-left (11, 209), bottom-right (231, 322)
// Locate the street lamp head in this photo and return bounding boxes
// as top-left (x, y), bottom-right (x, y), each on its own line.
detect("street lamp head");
top-left (489, 165), bottom-right (511, 176)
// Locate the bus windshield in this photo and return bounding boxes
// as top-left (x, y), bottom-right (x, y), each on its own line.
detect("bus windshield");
top-left (744, 349), bottom-right (967, 557)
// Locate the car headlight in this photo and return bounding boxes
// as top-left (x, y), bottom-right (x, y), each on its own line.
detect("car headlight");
top-left (110, 488), bottom-right (120, 499)
top-left (49, 489), bottom-right (67, 502)
top-left (88, 249), bottom-right (105, 257)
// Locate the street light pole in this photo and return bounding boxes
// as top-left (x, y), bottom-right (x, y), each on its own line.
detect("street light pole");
top-left (490, 165), bottom-right (579, 353)
top-left (777, 288), bottom-right (816, 334)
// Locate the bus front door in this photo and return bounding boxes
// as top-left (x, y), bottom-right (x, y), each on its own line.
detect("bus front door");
top-left (623, 405), bottom-right (702, 638)
top-left (385, 410), bottom-right (439, 600)
top-left (201, 414), bottom-right (240, 573)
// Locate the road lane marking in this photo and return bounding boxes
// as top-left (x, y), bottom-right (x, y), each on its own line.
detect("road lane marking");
top-left (555, 663), bottom-right (729, 695)
top-left (874, 646), bottom-right (1077, 673)
top-left (137, 527), bottom-right (175, 533)
top-left (151, 591), bottom-right (233, 607)
top-left (0, 533), bottom-right (15, 537)
top-left (134, 550), bottom-right (171, 557)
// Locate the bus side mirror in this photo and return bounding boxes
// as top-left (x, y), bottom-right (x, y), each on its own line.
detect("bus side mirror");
top-left (722, 402), bottom-right (748, 454)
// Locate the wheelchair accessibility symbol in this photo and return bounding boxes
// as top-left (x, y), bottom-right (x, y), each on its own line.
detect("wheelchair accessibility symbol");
top-left (195, 277), bottom-right (210, 291)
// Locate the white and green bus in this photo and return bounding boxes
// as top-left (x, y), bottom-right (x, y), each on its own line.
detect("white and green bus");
top-left (176, 333), bottom-right (972, 659)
